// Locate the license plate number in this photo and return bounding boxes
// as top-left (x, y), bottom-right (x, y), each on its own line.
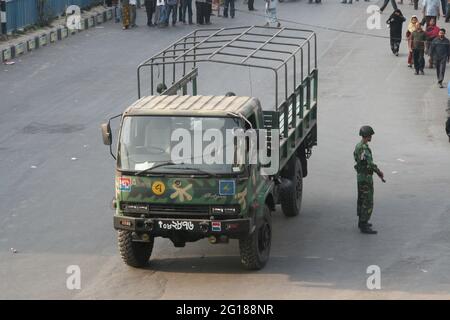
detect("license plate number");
top-left (157, 220), bottom-right (195, 231)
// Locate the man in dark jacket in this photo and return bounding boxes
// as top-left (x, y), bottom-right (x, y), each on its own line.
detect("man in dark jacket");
top-left (248, 0), bottom-right (255, 10)
top-left (386, 9), bottom-right (406, 56)
top-left (145, 0), bottom-right (157, 26)
top-left (447, 83), bottom-right (450, 141)
top-left (430, 28), bottom-right (450, 87)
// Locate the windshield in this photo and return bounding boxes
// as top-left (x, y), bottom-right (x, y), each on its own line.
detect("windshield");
top-left (117, 115), bottom-right (245, 174)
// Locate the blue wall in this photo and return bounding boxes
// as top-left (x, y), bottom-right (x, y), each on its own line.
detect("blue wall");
top-left (4, 0), bottom-right (104, 34)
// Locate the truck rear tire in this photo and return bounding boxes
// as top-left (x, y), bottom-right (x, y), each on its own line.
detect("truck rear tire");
top-left (280, 157), bottom-right (303, 217)
top-left (239, 206), bottom-right (272, 270)
top-left (118, 231), bottom-right (154, 268)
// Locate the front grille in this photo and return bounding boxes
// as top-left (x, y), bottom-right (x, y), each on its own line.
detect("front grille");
top-left (121, 202), bottom-right (240, 220)
top-left (149, 204), bottom-right (209, 215)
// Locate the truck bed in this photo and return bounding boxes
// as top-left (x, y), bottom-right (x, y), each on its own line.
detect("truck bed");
top-left (263, 69), bottom-right (318, 173)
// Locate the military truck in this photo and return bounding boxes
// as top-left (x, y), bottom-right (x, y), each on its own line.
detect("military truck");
top-left (101, 26), bottom-right (318, 270)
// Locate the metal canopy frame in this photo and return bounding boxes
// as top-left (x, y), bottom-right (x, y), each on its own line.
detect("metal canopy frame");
top-left (137, 25), bottom-right (317, 110)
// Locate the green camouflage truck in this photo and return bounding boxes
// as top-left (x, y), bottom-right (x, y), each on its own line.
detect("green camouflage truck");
top-left (102, 26), bottom-right (318, 270)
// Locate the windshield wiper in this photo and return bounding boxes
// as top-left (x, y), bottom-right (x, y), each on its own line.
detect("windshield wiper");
top-left (135, 161), bottom-right (176, 176)
top-left (174, 167), bottom-right (218, 177)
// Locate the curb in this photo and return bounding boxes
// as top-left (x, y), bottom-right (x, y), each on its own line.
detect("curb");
top-left (1, 7), bottom-right (114, 64)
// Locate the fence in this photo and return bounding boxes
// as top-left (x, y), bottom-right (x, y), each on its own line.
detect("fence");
top-left (1, 0), bottom-right (104, 34)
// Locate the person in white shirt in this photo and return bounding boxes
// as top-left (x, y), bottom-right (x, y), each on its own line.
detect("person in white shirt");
top-left (156, 0), bottom-right (167, 26)
top-left (422, 0), bottom-right (441, 26)
top-left (264, 0), bottom-right (280, 28)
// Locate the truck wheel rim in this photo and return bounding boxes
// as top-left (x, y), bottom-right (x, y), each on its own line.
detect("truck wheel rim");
top-left (258, 222), bottom-right (271, 254)
top-left (296, 170), bottom-right (302, 204)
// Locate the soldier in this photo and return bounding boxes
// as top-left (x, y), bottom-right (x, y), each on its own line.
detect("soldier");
top-left (354, 126), bottom-right (385, 234)
top-left (156, 83), bottom-right (167, 94)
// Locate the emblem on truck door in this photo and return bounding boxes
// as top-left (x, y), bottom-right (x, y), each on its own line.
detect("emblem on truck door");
top-left (170, 182), bottom-right (193, 202)
top-left (152, 181), bottom-right (166, 195)
top-left (219, 180), bottom-right (235, 196)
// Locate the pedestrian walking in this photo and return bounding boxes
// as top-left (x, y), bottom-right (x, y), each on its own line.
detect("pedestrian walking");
top-left (196, 0), bottom-right (207, 25)
top-left (122, 0), bottom-right (131, 29)
top-left (113, 0), bottom-right (121, 23)
top-left (156, 0), bottom-right (167, 26)
top-left (165, 0), bottom-right (179, 26)
top-left (205, 0), bottom-right (212, 24)
top-left (178, 0), bottom-right (183, 22)
top-left (145, 0), bottom-right (156, 26)
top-left (380, 0), bottom-right (398, 13)
top-left (421, 0), bottom-right (441, 26)
top-left (412, 22), bottom-right (427, 74)
top-left (446, 0), bottom-right (450, 21)
top-left (429, 28), bottom-right (450, 87)
top-left (446, 88), bottom-right (450, 140)
top-left (223, 0), bottom-right (235, 18)
top-left (264, 0), bottom-right (281, 28)
top-left (248, 0), bottom-right (255, 11)
top-left (130, 0), bottom-right (138, 27)
top-left (425, 18), bottom-right (440, 67)
top-left (181, 0), bottom-right (193, 24)
top-left (407, 15), bottom-right (419, 67)
top-left (354, 126), bottom-right (385, 235)
top-left (386, 9), bottom-right (406, 56)
top-left (441, 0), bottom-right (448, 17)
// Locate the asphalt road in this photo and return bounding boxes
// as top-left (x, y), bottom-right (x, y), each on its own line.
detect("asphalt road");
top-left (1, 1), bottom-right (450, 299)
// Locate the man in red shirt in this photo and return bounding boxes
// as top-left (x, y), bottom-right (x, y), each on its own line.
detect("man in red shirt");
top-left (425, 18), bottom-right (440, 67)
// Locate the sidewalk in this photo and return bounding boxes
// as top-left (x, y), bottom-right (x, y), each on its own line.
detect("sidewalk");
top-left (0, 5), bottom-right (115, 64)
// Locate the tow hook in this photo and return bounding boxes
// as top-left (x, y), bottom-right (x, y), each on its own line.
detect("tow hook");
top-left (199, 222), bottom-right (209, 233)
top-left (208, 235), bottom-right (229, 244)
top-left (144, 219), bottom-right (154, 231)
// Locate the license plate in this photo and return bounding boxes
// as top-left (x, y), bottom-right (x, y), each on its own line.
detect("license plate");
top-left (156, 220), bottom-right (195, 231)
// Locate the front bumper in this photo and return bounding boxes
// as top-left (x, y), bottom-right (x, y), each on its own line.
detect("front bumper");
top-left (114, 215), bottom-right (252, 238)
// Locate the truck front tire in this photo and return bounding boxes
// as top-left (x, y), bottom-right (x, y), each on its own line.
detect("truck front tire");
top-left (280, 156), bottom-right (303, 217)
top-left (239, 206), bottom-right (272, 270)
top-left (118, 230), bottom-right (154, 268)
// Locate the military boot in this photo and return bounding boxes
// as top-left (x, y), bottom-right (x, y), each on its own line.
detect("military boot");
top-left (360, 223), bottom-right (377, 234)
top-left (358, 221), bottom-right (372, 228)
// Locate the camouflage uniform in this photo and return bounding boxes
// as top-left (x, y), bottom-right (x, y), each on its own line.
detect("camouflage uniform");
top-left (353, 141), bottom-right (379, 224)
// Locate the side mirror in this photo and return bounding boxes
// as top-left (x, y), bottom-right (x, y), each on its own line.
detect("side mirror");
top-left (101, 122), bottom-right (112, 146)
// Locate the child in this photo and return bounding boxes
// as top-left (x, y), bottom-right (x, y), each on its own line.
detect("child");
top-left (386, 9), bottom-right (406, 56)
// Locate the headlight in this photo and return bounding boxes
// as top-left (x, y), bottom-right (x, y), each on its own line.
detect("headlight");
top-left (210, 206), bottom-right (238, 214)
top-left (211, 207), bottom-right (224, 214)
top-left (121, 203), bottom-right (149, 213)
